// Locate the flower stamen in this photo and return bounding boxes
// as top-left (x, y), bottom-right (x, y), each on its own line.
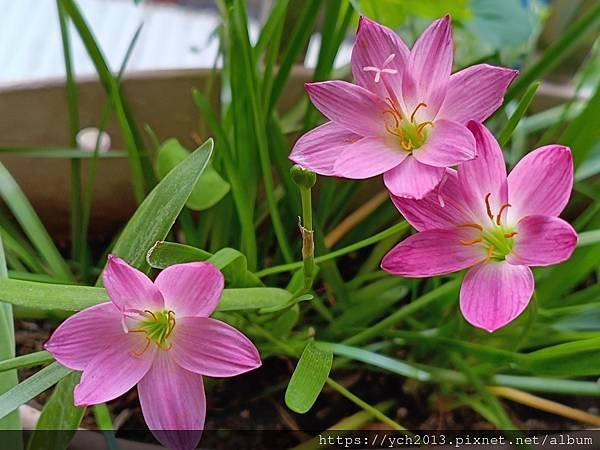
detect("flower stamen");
top-left (485, 245), bottom-right (495, 263)
top-left (460, 237), bottom-right (483, 246)
top-left (132, 337), bottom-right (152, 357)
top-left (416, 121), bottom-right (433, 137)
top-left (410, 102), bottom-right (428, 123)
top-left (459, 223), bottom-right (484, 232)
top-left (496, 203), bottom-right (512, 225)
top-left (484, 193), bottom-right (494, 222)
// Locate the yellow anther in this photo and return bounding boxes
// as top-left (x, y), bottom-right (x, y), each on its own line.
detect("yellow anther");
top-left (496, 203), bottom-right (512, 225)
top-left (459, 223), bottom-right (484, 232)
top-left (460, 237), bottom-right (483, 246)
top-left (410, 102), bottom-right (428, 123)
top-left (485, 193), bottom-right (494, 222)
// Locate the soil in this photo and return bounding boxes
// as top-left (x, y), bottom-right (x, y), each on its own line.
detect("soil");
top-left (14, 320), bottom-right (597, 449)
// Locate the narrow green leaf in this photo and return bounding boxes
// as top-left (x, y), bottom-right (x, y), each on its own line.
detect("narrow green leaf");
top-left (578, 229), bottom-right (600, 247)
top-left (0, 162), bottom-right (72, 281)
top-left (285, 341), bottom-right (332, 414)
top-left (27, 372), bottom-right (85, 450)
top-left (0, 278), bottom-right (291, 313)
top-left (0, 363), bottom-right (71, 421)
top-left (0, 352), bottom-right (54, 374)
top-left (0, 147), bottom-right (126, 158)
top-left (104, 138), bottom-right (213, 276)
top-left (561, 80), bottom-right (600, 168)
top-left (521, 337), bottom-right (600, 376)
top-left (498, 81), bottom-right (540, 147)
top-left (504, 4), bottom-right (600, 103)
top-left (147, 241), bottom-right (212, 268)
top-left (0, 235), bottom-right (22, 437)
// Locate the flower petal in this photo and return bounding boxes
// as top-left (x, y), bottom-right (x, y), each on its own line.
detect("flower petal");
top-left (403, 16), bottom-right (452, 115)
top-left (507, 145), bottom-right (573, 222)
top-left (334, 137), bottom-right (407, 179)
top-left (103, 255), bottom-right (164, 312)
top-left (381, 228), bottom-right (485, 277)
top-left (459, 121), bottom-right (508, 221)
top-left (507, 215), bottom-right (578, 267)
top-left (383, 156), bottom-right (445, 199)
top-left (172, 317), bottom-right (261, 377)
top-left (351, 16), bottom-right (409, 97)
top-left (413, 119), bottom-right (476, 167)
top-left (290, 121), bottom-right (361, 176)
top-left (391, 169), bottom-right (476, 231)
top-left (155, 262), bottom-right (224, 318)
top-left (305, 80), bottom-right (388, 136)
top-left (138, 353), bottom-right (205, 450)
top-left (438, 64), bottom-right (518, 124)
top-left (460, 262), bottom-right (533, 332)
top-left (44, 302), bottom-right (124, 371)
top-left (73, 333), bottom-right (155, 406)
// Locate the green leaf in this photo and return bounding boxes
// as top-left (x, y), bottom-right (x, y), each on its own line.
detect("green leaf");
top-left (504, 3), bottom-right (600, 103)
top-left (285, 341), bottom-right (332, 414)
top-left (156, 139), bottom-right (230, 211)
top-left (147, 242), bottom-right (262, 287)
top-left (0, 278), bottom-right (291, 313)
top-left (104, 138), bottom-right (213, 276)
top-left (0, 363), bottom-right (71, 421)
top-left (0, 235), bottom-right (21, 437)
top-left (0, 163), bottom-right (72, 281)
top-left (0, 352), bottom-right (54, 374)
top-left (498, 81), bottom-right (540, 147)
top-left (27, 373), bottom-right (85, 450)
top-left (521, 338), bottom-right (600, 376)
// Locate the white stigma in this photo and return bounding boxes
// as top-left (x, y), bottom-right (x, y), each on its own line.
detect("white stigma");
top-left (362, 53), bottom-right (398, 83)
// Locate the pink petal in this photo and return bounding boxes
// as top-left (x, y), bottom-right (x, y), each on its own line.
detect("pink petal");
top-left (73, 333), bottom-right (155, 406)
top-left (155, 262), bottom-right (224, 318)
top-left (438, 64), bottom-right (518, 124)
top-left (381, 228), bottom-right (485, 277)
top-left (507, 215), bottom-right (578, 267)
top-left (403, 16), bottom-right (452, 116)
top-left (458, 122), bottom-right (508, 221)
top-left (44, 302), bottom-right (124, 371)
top-left (290, 121), bottom-right (361, 176)
top-left (172, 317), bottom-right (261, 377)
top-left (391, 169), bottom-right (477, 231)
top-left (507, 145), bottom-right (573, 222)
top-left (103, 255), bottom-right (164, 312)
top-left (383, 156), bottom-right (445, 199)
top-left (334, 137), bottom-right (407, 179)
top-left (138, 353), bottom-right (204, 450)
top-left (351, 16), bottom-right (409, 98)
top-left (460, 262), bottom-right (533, 332)
top-left (412, 119), bottom-right (476, 167)
top-left (305, 81), bottom-right (388, 136)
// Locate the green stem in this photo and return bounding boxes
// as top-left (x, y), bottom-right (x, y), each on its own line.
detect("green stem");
top-left (325, 378), bottom-right (407, 431)
top-left (343, 279), bottom-right (460, 346)
top-left (256, 221), bottom-right (408, 277)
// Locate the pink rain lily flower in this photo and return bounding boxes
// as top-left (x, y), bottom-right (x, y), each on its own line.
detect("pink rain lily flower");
top-left (290, 15), bottom-right (518, 199)
top-left (45, 256), bottom-right (261, 450)
top-left (381, 121), bottom-right (578, 331)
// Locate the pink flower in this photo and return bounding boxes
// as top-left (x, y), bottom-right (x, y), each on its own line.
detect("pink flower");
top-left (381, 121), bottom-right (578, 331)
top-left (45, 256), bottom-right (261, 450)
top-left (290, 16), bottom-right (518, 199)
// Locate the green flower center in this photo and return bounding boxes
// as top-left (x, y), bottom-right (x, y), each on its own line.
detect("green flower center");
top-left (459, 193), bottom-right (518, 262)
top-left (383, 100), bottom-right (433, 152)
top-left (131, 310), bottom-right (176, 355)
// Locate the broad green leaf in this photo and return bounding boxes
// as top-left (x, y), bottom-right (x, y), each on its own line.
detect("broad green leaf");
top-left (350, 0), bottom-right (470, 26)
top-left (147, 242), bottom-right (262, 287)
top-left (521, 338), bottom-right (600, 377)
top-left (104, 138), bottom-right (213, 275)
top-left (285, 341), bottom-right (332, 414)
top-left (467, 0), bottom-right (534, 49)
top-left (0, 278), bottom-right (291, 313)
top-left (0, 363), bottom-right (71, 421)
top-left (27, 373), bottom-right (85, 450)
top-left (156, 138), bottom-right (230, 211)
